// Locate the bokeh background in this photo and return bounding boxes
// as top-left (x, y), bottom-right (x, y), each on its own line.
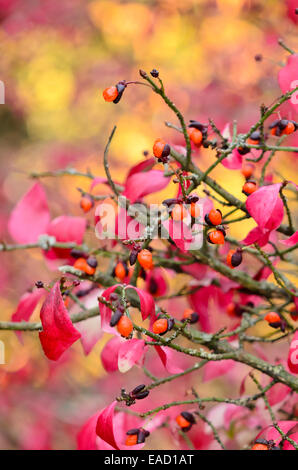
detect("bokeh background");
top-left (0, 0), bottom-right (297, 449)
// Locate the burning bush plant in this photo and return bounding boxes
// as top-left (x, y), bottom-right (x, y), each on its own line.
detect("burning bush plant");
top-left (1, 43), bottom-right (298, 451)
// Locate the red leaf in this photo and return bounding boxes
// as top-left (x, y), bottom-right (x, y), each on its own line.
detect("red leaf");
top-left (12, 289), bottom-right (45, 343)
top-left (287, 331), bottom-right (298, 374)
top-left (278, 54), bottom-right (298, 113)
top-left (281, 230), bottom-right (298, 247)
top-left (45, 216), bottom-right (86, 261)
top-left (125, 285), bottom-right (155, 321)
top-left (39, 282), bottom-right (81, 361)
top-left (8, 183), bottom-right (50, 243)
top-left (123, 169), bottom-right (170, 203)
top-left (246, 183), bottom-right (283, 231)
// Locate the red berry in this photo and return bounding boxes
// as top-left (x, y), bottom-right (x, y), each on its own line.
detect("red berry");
top-left (207, 208), bottom-right (222, 226)
top-left (137, 249), bottom-right (153, 270)
top-left (241, 162), bottom-right (255, 179)
top-left (103, 86), bottom-right (118, 102)
top-left (187, 127), bottom-right (203, 146)
top-left (73, 258), bottom-right (95, 275)
top-left (125, 434), bottom-right (138, 446)
top-left (117, 316), bottom-right (133, 337)
top-left (152, 318), bottom-right (168, 335)
top-left (264, 311), bottom-right (281, 324)
top-left (208, 230), bottom-right (225, 245)
top-left (242, 181), bottom-right (257, 196)
top-left (80, 195), bottom-right (94, 213)
top-left (114, 262), bottom-right (127, 281)
top-left (251, 443), bottom-right (269, 450)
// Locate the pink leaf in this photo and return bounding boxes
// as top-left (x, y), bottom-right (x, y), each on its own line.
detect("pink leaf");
top-left (126, 157), bottom-right (155, 178)
top-left (287, 331), bottom-right (298, 374)
top-left (278, 54), bottom-right (298, 113)
top-left (154, 346), bottom-right (184, 374)
top-left (101, 337), bottom-right (122, 372)
top-left (96, 401), bottom-right (143, 450)
top-left (281, 230), bottom-right (298, 247)
top-left (39, 282), bottom-right (81, 361)
top-left (242, 227), bottom-right (271, 247)
top-left (123, 170), bottom-right (170, 203)
top-left (267, 383), bottom-right (291, 407)
top-left (45, 216), bottom-right (87, 261)
top-left (77, 412), bottom-right (113, 450)
top-left (12, 289), bottom-right (45, 343)
top-left (77, 316), bottom-right (103, 356)
top-left (221, 149), bottom-right (243, 169)
top-left (246, 183), bottom-right (283, 230)
top-left (118, 339), bottom-right (146, 373)
top-left (8, 183), bottom-right (50, 243)
top-left (125, 285), bottom-right (155, 321)
top-left (203, 360), bottom-right (235, 382)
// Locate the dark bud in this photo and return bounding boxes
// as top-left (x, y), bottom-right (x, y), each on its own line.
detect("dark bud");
top-left (181, 411), bottom-right (196, 424)
top-left (143, 150), bottom-right (149, 157)
top-left (137, 428), bottom-right (150, 444)
top-left (278, 119), bottom-right (288, 130)
top-left (70, 248), bottom-right (87, 259)
top-left (186, 195), bottom-right (199, 204)
top-left (255, 438), bottom-right (268, 445)
top-left (129, 249), bottom-right (139, 266)
top-left (269, 321), bottom-right (282, 330)
top-left (109, 293), bottom-right (119, 302)
top-left (126, 428), bottom-right (140, 436)
top-left (130, 384), bottom-right (146, 396)
top-left (139, 69), bottom-right (147, 78)
top-left (269, 119), bottom-right (280, 129)
top-left (204, 214), bottom-right (211, 225)
top-left (35, 281), bottom-right (44, 289)
top-left (150, 69), bottom-right (159, 78)
top-left (237, 146), bottom-right (250, 155)
top-left (109, 309), bottom-right (123, 327)
top-left (167, 318), bottom-right (175, 331)
top-left (254, 54), bottom-right (263, 62)
top-left (113, 82), bottom-right (126, 104)
top-left (162, 198), bottom-right (179, 207)
top-left (148, 277), bottom-right (158, 295)
top-left (87, 256), bottom-right (98, 268)
top-left (188, 120), bottom-right (208, 132)
top-left (231, 250), bottom-right (243, 267)
top-left (249, 131), bottom-right (261, 141)
top-left (134, 390), bottom-right (150, 400)
top-left (189, 312), bottom-right (199, 324)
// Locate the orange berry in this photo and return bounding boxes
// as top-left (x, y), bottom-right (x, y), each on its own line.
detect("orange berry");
top-left (103, 86), bottom-right (118, 102)
top-left (251, 443), bottom-right (269, 450)
top-left (117, 316), bottom-right (133, 338)
top-left (242, 181), bottom-right (257, 196)
top-left (73, 258), bottom-right (95, 275)
top-left (241, 163), bottom-right (255, 179)
top-left (187, 127), bottom-right (203, 146)
top-left (282, 121), bottom-right (295, 135)
top-left (183, 308), bottom-right (194, 319)
top-left (153, 318), bottom-right (168, 335)
top-left (63, 297), bottom-right (70, 308)
top-left (264, 311), bottom-right (281, 324)
top-left (176, 414), bottom-right (191, 429)
top-left (125, 434), bottom-right (138, 446)
top-left (137, 249), bottom-right (153, 270)
top-left (270, 127), bottom-right (277, 136)
top-left (207, 208), bottom-right (222, 226)
top-left (226, 303), bottom-right (236, 317)
top-left (190, 201), bottom-right (200, 218)
top-left (208, 230), bottom-right (225, 245)
top-left (171, 203), bottom-right (187, 221)
top-left (153, 138), bottom-right (170, 159)
top-left (115, 262), bottom-right (127, 281)
top-left (80, 195), bottom-right (94, 213)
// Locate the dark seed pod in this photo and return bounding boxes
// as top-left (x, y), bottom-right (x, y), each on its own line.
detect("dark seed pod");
top-left (237, 146), bottom-right (250, 155)
top-left (131, 384), bottom-right (146, 396)
top-left (278, 119), bottom-right (288, 129)
top-left (148, 277), bottom-right (158, 295)
top-left (35, 280), bottom-right (44, 288)
top-left (137, 428), bottom-right (150, 444)
top-left (249, 131), bottom-right (261, 141)
top-left (162, 198), bottom-right (179, 207)
top-left (269, 119), bottom-right (280, 129)
top-left (167, 318), bottom-right (175, 331)
top-left (181, 411), bottom-right (196, 424)
top-left (113, 82), bottom-right (126, 104)
top-left (189, 312), bottom-right (199, 323)
top-left (187, 195), bottom-right (199, 204)
top-left (189, 120), bottom-right (208, 132)
top-left (109, 293), bottom-right (119, 302)
top-left (204, 214), bottom-right (211, 225)
top-left (217, 225), bottom-right (226, 236)
top-left (87, 256), bottom-right (98, 268)
top-left (161, 143), bottom-right (171, 158)
top-left (269, 321), bottom-right (282, 329)
top-left (231, 250), bottom-right (243, 267)
top-left (207, 233), bottom-right (214, 244)
top-left (70, 248), bottom-right (87, 259)
top-left (255, 438), bottom-right (268, 445)
top-left (134, 390), bottom-right (150, 400)
top-left (129, 250), bottom-right (138, 266)
top-left (291, 120), bottom-right (298, 131)
top-left (150, 69), bottom-right (159, 78)
top-left (109, 309), bottom-right (123, 327)
top-left (126, 428), bottom-right (140, 435)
